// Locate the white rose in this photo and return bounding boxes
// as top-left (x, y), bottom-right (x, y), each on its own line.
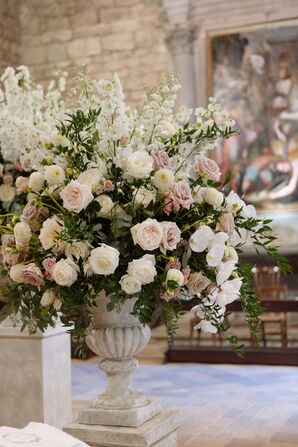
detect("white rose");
top-left (39, 217), bottom-right (63, 250)
top-left (123, 150), bottom-right (153, 179)
top-left (65, 241), bottom-right (90, 260)
top-left (14, 222), bottom-right (32, 246)
top-left (166, 268), bottom-right (184, 287)
top-left (203, 187), bottom-right (223, 209)
top-left (45, 165), bottom-right (65, 186)
top-left (28, 172), bottom-right (45, 193)
top-left (96, 194), bottom-right (114, 218)
top-left (133, 187), bottom-right (156, 208)
top-left (78, 168), bottom-right (103, 192)
top-left (52, 258), bottom-right (79, 287)
top-left (152, 169), bottom-right (175, 192)
top-left (131, 218), bottom-right (163, 251)
top-left (9, 263), bottom-right (25, 283)
top-left (60, 180), bottom-right (93, 213)
top-left (88, 244), bottom-right (120, 275)
top-left (0, 184), bottom-right (16, 202)
top-left (40, 289), bottom-right (62, 309)
top-left (120, 274), bottom-right (142, 295)
top-left (15, 176), bottom-right (29, 194)
top-left (127, 254), bottom-right (157, 285)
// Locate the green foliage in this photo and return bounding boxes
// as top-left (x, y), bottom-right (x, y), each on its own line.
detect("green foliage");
top-left (56, 108), bottom-right (101, 172)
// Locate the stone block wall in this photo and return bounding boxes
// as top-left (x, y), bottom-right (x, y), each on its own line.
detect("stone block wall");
top-left (18, 0), bottom-right (172, 107)
top-left (0, 0), bottom-right (20, 72)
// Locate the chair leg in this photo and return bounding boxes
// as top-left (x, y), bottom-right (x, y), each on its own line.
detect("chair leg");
top-left (261, 322), bottom-right (267, 347)
top-left (281, 319), bottom-right (288, 348)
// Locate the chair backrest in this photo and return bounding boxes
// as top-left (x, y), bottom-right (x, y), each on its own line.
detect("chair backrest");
top-left (252, 265), bottom-right (281, 287)
top-left (256, 284), bottom-right (288, 301)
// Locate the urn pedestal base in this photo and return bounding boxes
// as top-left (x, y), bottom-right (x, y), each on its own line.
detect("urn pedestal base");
top-left (64, 294), bottom-right (180, 446)
top-left (78, 397), bottom-right (162, 428)
top-left (64, 410), bottom-right (180, 447)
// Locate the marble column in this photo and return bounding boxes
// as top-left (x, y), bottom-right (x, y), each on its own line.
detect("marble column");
top-left (0, 318), bottom-right (72, 429)
top-left (166, 26), bottom-right (196, 110)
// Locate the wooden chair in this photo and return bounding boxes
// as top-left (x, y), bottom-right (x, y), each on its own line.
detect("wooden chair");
top-left (253, 266), bottom-right (288, 347)
top-left (252, 265), bottom-right (281, 287)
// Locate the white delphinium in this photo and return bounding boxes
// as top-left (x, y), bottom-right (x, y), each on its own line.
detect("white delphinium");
top-left (0, 66), bottom-right (67, 163)
top-left (130, 74), bottom-right (180, 149)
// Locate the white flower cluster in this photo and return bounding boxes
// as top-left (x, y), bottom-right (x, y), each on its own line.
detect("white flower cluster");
top-left (0, 66), bottom-right (67, 164)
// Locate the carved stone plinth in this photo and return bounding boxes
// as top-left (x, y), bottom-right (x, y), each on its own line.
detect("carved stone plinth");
top-left (64, 410), bottom-right (180, 447)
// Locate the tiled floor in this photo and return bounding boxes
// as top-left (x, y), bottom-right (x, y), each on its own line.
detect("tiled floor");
top-left (72, 361), bottom-right (298, 447)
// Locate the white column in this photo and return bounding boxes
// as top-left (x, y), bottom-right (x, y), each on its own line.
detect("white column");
top-left (166, 27), bottom-right (196, 110)
top-left (163, 0), bottom-right (196, 109)
top-left (0, 319), bottom-right (72, 429)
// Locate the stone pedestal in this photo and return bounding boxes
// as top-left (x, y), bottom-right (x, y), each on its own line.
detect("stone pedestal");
top-left (78, 397), bottom-right (162, 428)
top-left (64, 410), bottom-right (180, 447)
top-left (0, 320), bottom-right (72, 429)
top-left (64, 292), bottom-right (180, 446)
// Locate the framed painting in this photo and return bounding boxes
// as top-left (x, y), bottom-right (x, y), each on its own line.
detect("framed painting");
top-left (207, 20), bottom-right (298, 211)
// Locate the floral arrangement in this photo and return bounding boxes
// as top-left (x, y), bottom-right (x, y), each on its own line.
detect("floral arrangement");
top-left (0, 69), bottom-right (289, 354)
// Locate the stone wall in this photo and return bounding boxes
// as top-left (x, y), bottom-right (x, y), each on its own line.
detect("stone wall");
top-left (0, 0), bottom-right (20, 72)
top-left (18, 0), bottom-right (172, 107)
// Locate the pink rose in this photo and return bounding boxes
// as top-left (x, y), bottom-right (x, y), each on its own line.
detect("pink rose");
top-left (60, 180), bottom-right (93, 213)
top-left (131, 218), bottom-right (163, 251)
top-left (166, 259), bottom-right (181, 270)
top-left (21, 263), bottom-right (44, 287)
top-left (187, 272), bottom-right (211, 295)
top-left (182, 266), bottom-right (191, 285)
top-left (174, 181), bottom-right (194, 210)
top-left (42, 257), bottom-right (56, 280)
top-left (15, 176), bottom-right (29, 194)
top-left (160, 221), bottom-right (181, 254)
top-left (103, 180), bottom-right (114, 192)
top-left (19, 154), bottom-right (33, 172)
top-left (151, 150), bottom-right (173, 171)
top-left (163, 189), bottom-right (180, 215)
top-left (21, 201), bottom-right (43, 221)
top-left (1, 236), bottom-right (23, 266)
top-left (216, 212), bottom-right (235, 236)
top-left (196, 156), bottom-right (221, 181)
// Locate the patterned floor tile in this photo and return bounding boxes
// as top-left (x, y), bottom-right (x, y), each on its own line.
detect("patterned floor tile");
top-left (71, 363), bottom-right (298, 447)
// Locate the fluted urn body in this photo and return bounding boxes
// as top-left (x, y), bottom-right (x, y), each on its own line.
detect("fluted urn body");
top-left (86, 290), bottom-right (151, 410)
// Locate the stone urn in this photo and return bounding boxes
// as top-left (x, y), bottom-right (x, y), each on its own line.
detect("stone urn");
top-left (78, 290), bottom-right (162, 428)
